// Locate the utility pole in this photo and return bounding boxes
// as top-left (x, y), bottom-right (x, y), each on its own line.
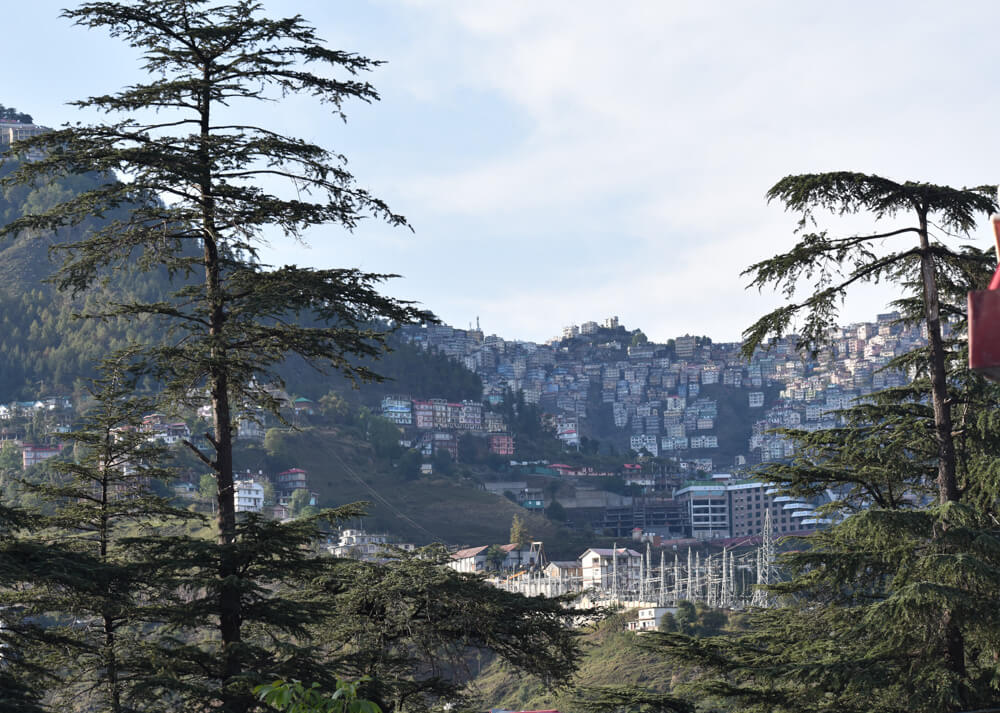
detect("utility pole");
top-left (612, 543), bottom-right (618, 603)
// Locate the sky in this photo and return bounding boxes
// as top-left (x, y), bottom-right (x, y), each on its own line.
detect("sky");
top-left (5, 1), bottom-right (1000, 344)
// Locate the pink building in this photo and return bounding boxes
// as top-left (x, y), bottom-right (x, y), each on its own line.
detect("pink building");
top-left (22, 443), bottom-right (64, 469)
top-left (489, 434), bottom-right (515, 456)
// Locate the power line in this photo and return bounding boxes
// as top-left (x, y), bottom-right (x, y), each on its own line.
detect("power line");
top-left (325, 444), bottom-right (444, 544)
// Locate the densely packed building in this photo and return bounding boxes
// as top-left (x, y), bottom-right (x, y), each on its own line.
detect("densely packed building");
top-left (0, 119), bottom-right (48, 159)
top-left (397, 311), bottom-right (927, 470)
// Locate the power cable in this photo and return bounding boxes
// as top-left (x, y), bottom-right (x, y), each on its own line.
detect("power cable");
top-left (324, 443), bottom-right (444, 544)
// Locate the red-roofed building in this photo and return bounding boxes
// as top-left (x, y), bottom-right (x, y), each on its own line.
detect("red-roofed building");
top-left (449, 542), bottom-right (536, 574)
top-left (22, 443), bottom-right (64, 469)
top-left (449, 545), bottom-right (489, 573)
top-left (275, 468), bottom-right (307, 496)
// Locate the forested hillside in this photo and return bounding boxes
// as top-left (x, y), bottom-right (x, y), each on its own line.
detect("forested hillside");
top-left (0, 159), bottom-right (161, 396)
top-left (0, 157), bottom-right (480, 403)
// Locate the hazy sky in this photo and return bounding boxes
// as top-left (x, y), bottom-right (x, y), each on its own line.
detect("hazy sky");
top-left (5, 1), bottom-right (1000, 343)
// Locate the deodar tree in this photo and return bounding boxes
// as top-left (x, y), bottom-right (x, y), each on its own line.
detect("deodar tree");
top-left (744, 173), bottom-right (995, 504)
top-left (315, 546), bottom-right (582, 713)
top-left (21, 352), bottom-right (202, 713)
top-left (2, 1), bottom-right (429, 710)
top-left (645, 173), bottom-right (1000, 713)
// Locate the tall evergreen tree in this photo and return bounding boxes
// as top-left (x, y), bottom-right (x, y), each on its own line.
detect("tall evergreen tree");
top-left (2, 2), bottom-right (429, 710)
top-left (0, 503), bottom-right (55, 713)
top-left (646, 174), bottom-right (1000, 712)
top-left (744, 173), bottom-right (995, 502)
top-left (20, 352), bottom-right (200, 712)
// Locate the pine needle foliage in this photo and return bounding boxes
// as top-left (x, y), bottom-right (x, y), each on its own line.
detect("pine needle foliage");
top-left (18, 352), bottom-right (203, 713)
top-left (648, 175), bottom-right (1000, 713)
top-left (744, 172), bottom-right (995, 501)
top-left (312, 546), bottom-right (583, 713)
top-left (0, 503), bottom-right (58, 713)
top-left (1, 2), bottom-right (431, 711)
top-left (572, 685), bottom-right (692, 713)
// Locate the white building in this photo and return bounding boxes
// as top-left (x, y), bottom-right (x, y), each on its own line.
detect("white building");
top-left (380, 396), bottom-right (412, 426)
top-left (630, 434), bottom-right (659, 456)
top-left (328, 529), bottom-right (416, 562)
top-left (579, 547), bottom-right (642, 591)
top-left (449, 543), bottom-right (536, 574)
top-left (450, 545), bottom-right (490, 573)
top-left (236, 415), bottom-right (266, 442)
top-left (234, 480), bottom-right (264, 513)
top-left (627, 606), bottom-right (673, 632)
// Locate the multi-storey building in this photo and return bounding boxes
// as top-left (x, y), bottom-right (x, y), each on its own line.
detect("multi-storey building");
top-left (727, 480), bottom-right (824, 537)
top-left (489, 434), bottom-right (514, 456)
top-left (580, 547), bottom-right (642, 590)
top-left (629, 434), bottom-right (658, 457)
top-left (675, 335), bottom-right (696, 359)
top-left (235, 480), bottom-right (265, 513)
top-left (21, 443), bottom-right (64, 469)
top-left (328, 529), bottom-right (416, 561)
top-left (0, 120), bottom-right (47, 156)
top-left (380, 395), bottom-right (412, 426)
top-left (412, 400), bottom-right (434, 430)
top-left (674, 481), bottom-right (730, 540)
top-left (274, 468), bottom-right (308, 496)
top-left (458, 400), bottom-right (482, 430)
top-left (484, 411), bottom-right (507, 433)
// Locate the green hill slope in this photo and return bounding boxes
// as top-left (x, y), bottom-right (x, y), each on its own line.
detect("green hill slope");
top-left (242, 426), bottom-right (560, 547)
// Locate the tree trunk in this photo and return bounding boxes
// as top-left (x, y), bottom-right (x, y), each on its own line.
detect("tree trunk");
top-left (917, 209), bottom-right (958, 503)
top-left (101, 447), bottom-right (122, 713)
top-left (104, 614), bottom-right (121, 713)
top-left (200, 69), bottom-right (246, 713)
top-left (917, 208), bottom-right (966, 698)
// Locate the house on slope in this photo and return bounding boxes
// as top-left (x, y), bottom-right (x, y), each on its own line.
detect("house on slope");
top-left (579, 547), bottom-right (642, 591)
top-left (449, 543), bottom-right (536, 574)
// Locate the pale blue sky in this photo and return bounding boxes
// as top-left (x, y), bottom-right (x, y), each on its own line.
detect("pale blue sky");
top-left (5, 1), bottom-right (1000, 343)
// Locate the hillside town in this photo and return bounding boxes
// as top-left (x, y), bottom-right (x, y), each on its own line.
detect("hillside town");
top-left (3, 1), bottom-right (997, 708)
top-left (395, 312), bottom-right (926, 468)
top-left (0, 310), bottom-right (926, 547)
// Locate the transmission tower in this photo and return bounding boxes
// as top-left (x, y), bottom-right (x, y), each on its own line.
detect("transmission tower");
top-left (751, 509), bottom-right (775, 607)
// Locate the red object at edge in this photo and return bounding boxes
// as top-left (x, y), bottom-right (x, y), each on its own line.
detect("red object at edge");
top-left (968, 216), bottom-right (1000, 380)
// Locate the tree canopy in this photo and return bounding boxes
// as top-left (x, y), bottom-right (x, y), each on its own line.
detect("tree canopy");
top-left (0, 104), bottom-right (33, 123)
top-left (316, 547), bottom-right (582, 712)
top-left (1, 2), bottom-right (431, 710)
top-left (648, 173), bottom-right (1000, 713)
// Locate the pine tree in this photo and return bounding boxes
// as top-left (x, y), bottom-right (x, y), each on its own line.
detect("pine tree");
top-left (745, 173), bottom-right (995, 502)
top-left (646, 175), bottom-right (1000, 712)
top-left (314, 547), bottom-right (581, 713)
top-left (2, 2), bottom-right (430, 710)
top-left (19, 352), bottom-right (201, 712)
top-left (0, 503), bottom-right (55, 713)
